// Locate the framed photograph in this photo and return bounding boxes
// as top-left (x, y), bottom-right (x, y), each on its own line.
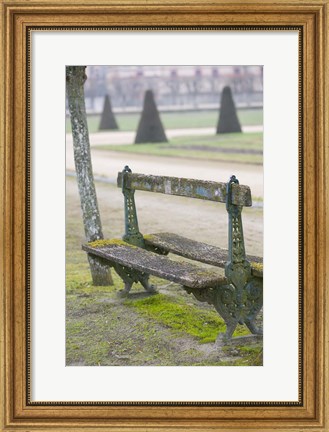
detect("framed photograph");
top-left (1, 0), bottom-right (328, 431)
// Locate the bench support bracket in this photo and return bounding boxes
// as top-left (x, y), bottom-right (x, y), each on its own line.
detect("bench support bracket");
top-left (184, 278), bottom-right (262, 340)
top-left (122, 166), bottom-right (145, 248)
top-left (110, 262), bottom-right (156, 296)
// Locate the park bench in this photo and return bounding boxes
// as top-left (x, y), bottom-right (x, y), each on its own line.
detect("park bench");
top-left (82, 166), bottom-right (263, 340)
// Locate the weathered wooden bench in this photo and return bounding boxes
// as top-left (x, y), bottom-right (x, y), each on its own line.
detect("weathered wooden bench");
top-left (82, 165), bottom-right (263, 340)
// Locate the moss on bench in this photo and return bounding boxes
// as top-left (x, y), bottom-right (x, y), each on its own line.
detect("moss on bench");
top-left (250, 262), bottom-right (263, 278)
top-left (88, 238), bottom-right (138, 248)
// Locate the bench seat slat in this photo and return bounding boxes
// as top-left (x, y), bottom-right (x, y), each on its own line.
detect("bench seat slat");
top-left (82, 241), bottom-right (227, 289)
top-left (117, 172), bottom-right (252, 207)
top-left (144, 233), bottom-right (263, 278)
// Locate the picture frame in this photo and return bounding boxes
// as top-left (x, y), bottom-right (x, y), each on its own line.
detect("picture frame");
top-left (0, 0), bottom-right (328, 430)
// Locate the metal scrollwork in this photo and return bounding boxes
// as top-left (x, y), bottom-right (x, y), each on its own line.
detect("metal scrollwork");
top-left (220, 285), bottom-right (235, 304)
top-left (122, 165), bottom-right (145, 248)
top-left (185, 278), bottom-right (263, 340)
top-left (217, 175), bottom-right (263, 338)
top-left (116, 166), bottom-right (156, 294)
top-left (183, 286), bottom-right (216, 305)
top-left (112, 262), bottom-right (156, 297)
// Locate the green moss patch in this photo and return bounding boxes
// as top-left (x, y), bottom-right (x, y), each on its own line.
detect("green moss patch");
top-left (143, 234), bottom-right (156, 241)
top-left (125, 293), bottom-right (226, 343)
top-left (235, 346), bottom-right (263, 366)
top-left (88, 238), bottom-right (132, 248)
top-left (251, 261), bottom-right (263, 278)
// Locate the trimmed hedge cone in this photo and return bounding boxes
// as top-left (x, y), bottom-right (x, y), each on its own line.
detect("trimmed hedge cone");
top-left (134, 89), bottom-right (168, 144)
top-left (216, 86), bottom-right (242, 134)
top-left (99, 94), bottom-right (119, 131)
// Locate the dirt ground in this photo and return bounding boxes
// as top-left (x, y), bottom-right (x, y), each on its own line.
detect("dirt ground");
top-left (67, 286), bottom-right (263, 367)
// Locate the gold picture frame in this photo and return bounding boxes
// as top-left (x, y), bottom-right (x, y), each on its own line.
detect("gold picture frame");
top-left (1, 0), bottom-right (328, 430)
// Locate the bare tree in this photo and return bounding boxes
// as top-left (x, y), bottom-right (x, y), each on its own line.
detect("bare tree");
top-left (66, 66), bottom-right (113, 286)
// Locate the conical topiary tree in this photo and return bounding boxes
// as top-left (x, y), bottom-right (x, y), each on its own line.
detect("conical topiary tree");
top-left (216, 86), bottom-right (242, 134)
top-left (99, 94), bottom-right (119, 131)
top-left (134, 90), bottom-right (168, 144)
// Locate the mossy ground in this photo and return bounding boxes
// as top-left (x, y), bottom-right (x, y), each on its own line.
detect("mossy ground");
top-left (66, 274), bottom-right (263, 366)
top-left (66, 177), bottom-right (263, 366)
top-left (124, 293), bottom-right (251, 343)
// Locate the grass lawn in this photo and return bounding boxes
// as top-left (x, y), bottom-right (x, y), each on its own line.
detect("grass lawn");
top-left (66, 108), bottom-right (263, 133)
top-left (94, 132), bottom-right (263, 164)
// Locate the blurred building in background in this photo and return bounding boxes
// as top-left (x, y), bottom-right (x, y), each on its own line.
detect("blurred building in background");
top-left (82, 65), bottom-right (263, 113)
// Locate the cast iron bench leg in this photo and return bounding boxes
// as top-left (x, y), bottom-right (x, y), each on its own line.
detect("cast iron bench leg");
top-left (139, 274), bottom-right (157, 293)
top-left (110, 262), bottom-right (157, 296)
top-left (217, 319), bottom-right (238, 342)
top-left (185, 278), bottom-right (262, 340)
top-left (245, 319), bottom-right (263, 335)
top-left (184, 285), bottom-right (238, 340)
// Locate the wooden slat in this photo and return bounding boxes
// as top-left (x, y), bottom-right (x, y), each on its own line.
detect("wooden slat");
top-left (82, 241), bottom-right (226, 289)
top-left (144, 232), bottom-right (263, 278)
top-left (117, 172), bottom-right (252, 207)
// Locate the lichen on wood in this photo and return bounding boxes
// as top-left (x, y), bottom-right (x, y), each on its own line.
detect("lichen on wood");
top-left (83, 242), bottom-right (227, 289)
top-left (250, 262), bottom-right (263, 278)
top-left (144, 232), bottom-right (263, 277)
top-left (117, 172), bottom-right (252, 206)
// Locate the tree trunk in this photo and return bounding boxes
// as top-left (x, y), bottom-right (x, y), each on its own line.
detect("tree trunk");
top-left (66, 66), bottom-right (113, 286)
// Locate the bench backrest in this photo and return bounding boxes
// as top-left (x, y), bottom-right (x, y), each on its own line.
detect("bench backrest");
top-left (117, 172), bottom-right (252, 207)
top-left (118, 166), bottom-right (254, 273)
